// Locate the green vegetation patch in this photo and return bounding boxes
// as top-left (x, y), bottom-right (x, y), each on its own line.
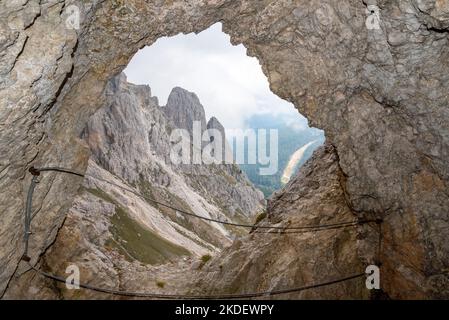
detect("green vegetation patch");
top-left (109, 204), bottom-right (190, 265)
top-left (198, 254), bottom-right (212, 270)
top-left (84, 187), bottom-right (116, 204)
top-left (84, 187), bottom-right (190, 265)
top-left (255, 211), bottom-right (267, 224)
top-left (136, 177), bottom-right (225, 248)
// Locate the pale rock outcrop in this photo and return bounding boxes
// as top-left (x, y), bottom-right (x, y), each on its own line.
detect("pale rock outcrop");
top-left (163, 87), bottom-right (207, 138)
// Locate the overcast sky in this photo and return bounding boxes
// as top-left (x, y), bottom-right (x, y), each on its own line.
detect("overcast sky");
top-left (124, 23), bottom-right (307, 130)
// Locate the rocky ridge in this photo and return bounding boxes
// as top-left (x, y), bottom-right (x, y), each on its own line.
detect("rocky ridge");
top-left (76, 72), bottom-right (265, 254)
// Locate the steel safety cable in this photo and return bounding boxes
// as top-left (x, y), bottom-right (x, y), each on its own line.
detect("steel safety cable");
top-left (28, 166), bottom-right (374, 231)
top-left (21, 166), bottom-right (368, 300)
top-left (28, 262), bottom-right (366, 300)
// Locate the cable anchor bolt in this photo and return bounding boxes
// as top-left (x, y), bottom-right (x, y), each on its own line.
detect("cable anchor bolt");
top-left (29, 166), bottom-right (40, 176)
top-left (21, 255), bottom-right (31, 262)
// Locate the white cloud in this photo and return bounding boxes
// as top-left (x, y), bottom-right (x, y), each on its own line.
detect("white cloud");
top-left (124, 23), bottom-right (305, 129)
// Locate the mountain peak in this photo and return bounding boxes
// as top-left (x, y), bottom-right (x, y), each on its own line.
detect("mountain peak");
top-left (164, 87), bottom-right (207, 136)
top-left (207, 116), bottom-right (223, 128)
top-left (167, 87), bottom-right (202, 107)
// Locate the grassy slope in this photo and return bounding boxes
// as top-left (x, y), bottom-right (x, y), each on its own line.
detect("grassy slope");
top-left (85, 187), bottom-right (190, 265)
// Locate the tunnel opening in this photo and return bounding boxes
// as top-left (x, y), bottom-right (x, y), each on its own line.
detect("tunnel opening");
top-left (1, 0), bottom-right (446, 301)
top-left (124, 23), bottom-right (325, 197)
top-left (21, 23), bottom-right (326, 296)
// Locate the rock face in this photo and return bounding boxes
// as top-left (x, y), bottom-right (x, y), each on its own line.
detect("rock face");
top-left (207, 116), bottom-right (234, 163)
top-left (0, 0), bottom-right (448, 299)
top-left (3, 73), bottom-right (264, 299)
top-left (193, 145), bottom-right (368, 299)
top-left (163, 87), bottom-right (208, 138)
top-left (86, 73), bottom-right (265, 243)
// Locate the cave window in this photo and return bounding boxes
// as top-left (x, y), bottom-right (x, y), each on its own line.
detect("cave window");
top-left (124, 23), bottom-right (324, 197)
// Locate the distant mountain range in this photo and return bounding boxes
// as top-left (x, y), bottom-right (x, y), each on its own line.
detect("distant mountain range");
top-left (237, 113), bottom-right (325, 198)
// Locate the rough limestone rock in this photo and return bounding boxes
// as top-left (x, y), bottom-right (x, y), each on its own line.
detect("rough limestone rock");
top-left (0, 0), bottom-right (448, 298)
top-left (193, 145), bottom-right (368, 299)
top-left (207, 116), bottom-right (234, 163)
top-left (82, 72), bottom-right (263, 250)
top-left (4, 73), bottom-right (264, 299)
